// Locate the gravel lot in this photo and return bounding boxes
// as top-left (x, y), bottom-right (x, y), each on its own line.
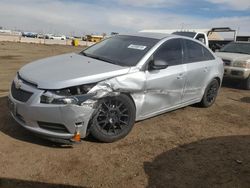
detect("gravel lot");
top-left (0, 42), bottom-right (249, 188)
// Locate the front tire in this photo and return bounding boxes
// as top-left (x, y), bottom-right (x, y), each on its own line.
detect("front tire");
top-left (199, 79), bottom-right (219, 107)
top-left (89, 94), bottom-right (135, 143)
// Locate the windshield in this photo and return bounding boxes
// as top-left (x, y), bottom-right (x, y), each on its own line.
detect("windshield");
top-left (219, 42), bottom-right (250, 54)
top-left (172, 32), bottom-right (196, 38)
top-left (81, 35), bottom-right (159, 66)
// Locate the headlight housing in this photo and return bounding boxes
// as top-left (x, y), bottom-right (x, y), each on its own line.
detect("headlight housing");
top-left (232, 60), bottom-right (250, 68)
top-left (40, 83), bottom-right (96, 105)
top-left (40, 95), bottom-right (78, 105)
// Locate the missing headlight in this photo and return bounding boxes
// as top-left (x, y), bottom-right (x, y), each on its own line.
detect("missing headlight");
top-left (40, 83), bottom-right (96, 105)
top-left (40, 94), bottom-right (96, 105)
top-left (40, 94), bottom-right (78, 104)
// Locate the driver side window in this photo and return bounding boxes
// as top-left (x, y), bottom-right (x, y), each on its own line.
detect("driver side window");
top-left (154, 39), bottom-right (183, 66)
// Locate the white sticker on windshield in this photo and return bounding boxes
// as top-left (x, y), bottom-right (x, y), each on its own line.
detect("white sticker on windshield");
top-left (128, 44), bottom-right (147, 50)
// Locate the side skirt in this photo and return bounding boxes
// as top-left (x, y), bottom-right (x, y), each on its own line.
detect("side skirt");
top-left (136, 98), bottom-right (201, 121)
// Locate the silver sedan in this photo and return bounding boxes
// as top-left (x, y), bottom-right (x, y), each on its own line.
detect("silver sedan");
top-left (8, 33), bottom-right (224, 143)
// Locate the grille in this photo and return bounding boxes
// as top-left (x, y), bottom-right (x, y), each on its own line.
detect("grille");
top-left (11, 82), bottom-right (33, 102)
top-left (231, 70), bottom-right (243, 76)
top-left (38, 121), bottom-right (70, 134)
top-left (223, 59), bottom-right (231, 66)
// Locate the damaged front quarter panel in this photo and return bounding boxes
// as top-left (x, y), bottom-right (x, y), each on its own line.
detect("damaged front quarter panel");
top-left (55, 69), bottom-right (147, 138)
top-left (89, 69), bottom-right (147, 120)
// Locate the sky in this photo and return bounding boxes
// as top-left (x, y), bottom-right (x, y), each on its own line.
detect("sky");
top-left (0, 0), bottom-right (249, 36)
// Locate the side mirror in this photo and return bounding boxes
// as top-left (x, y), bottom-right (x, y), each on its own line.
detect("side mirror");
top-left (150, 60), bottom-right (169, 70)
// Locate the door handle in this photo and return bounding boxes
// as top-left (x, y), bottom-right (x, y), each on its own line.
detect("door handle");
top-left (204, 67), bottom-right (208, 72)
top-left (177, 73), bottom-right (183, 79)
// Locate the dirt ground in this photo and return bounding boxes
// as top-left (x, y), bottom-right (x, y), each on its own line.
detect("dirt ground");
top-left (0, 42), bottom-right (249, 188)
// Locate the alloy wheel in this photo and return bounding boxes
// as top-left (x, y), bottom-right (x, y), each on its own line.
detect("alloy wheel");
top-left (96, 98), bottom-right (129, 135)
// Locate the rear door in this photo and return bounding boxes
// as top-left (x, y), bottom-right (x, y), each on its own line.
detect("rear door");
top-left (141, 38), bottom-right (186, 116)
top-left (182, 39), bottom-right (216, 102)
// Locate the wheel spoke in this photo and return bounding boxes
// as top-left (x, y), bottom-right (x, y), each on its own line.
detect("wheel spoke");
top-left (98, 119), bottom-right (107, 124)
top-left (101, 123), bottom-right (107, 129)
top-left (120, 120), bottom-right (128, 126)
top-left (115, 123), bottom-right (122, 130)
top-left (120, 114), bottom-right (128, 117)
top-left (106, 124), bottom-right (113, 133)
top-left (103, 102), bottom-right (110, 110)
top-left (99, 108), bottom-right (107, 113)
top-left (115, 100), bottom-right (120, 108)
top-left (117, 102), bottom-right (123, 109)
top-left (98, 111), bottom-right (107, 117)
top-left (121, 108), bottom-right (128, 113)
top-left (111, 126), bottom-right (116, 133)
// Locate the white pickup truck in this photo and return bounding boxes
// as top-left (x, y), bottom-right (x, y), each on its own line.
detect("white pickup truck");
top-left (140, 29), bottom-right (209, 46)
top-left (140, 27), bottom-right (237, 52)
top-left (172, 31), bottom-right (209, 46)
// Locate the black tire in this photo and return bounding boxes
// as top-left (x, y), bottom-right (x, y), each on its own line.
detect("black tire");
top-left (199, 79), bottom-right (219, 107)
top-left (243, 76), bottom-right (250, 90)
top-left (89, 94), bottom-right (135, 143)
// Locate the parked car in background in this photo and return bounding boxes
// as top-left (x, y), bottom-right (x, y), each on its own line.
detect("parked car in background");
top-left (66, 36), bottom-right (75, 40)
top-left (22, 32), bottom-right (38, 38)
top-left (8, 33), bottom-right (223, 143)
top-left (37, 33), bottom-right (45, 39)
top-left (45, 34), bottom-right (53, 39)
top-left (45, 34), bottom-right (66, 40)
top-left (50, 35), bottom-right (66, 40)
top-left (216, 42), bottom-right (250, 89)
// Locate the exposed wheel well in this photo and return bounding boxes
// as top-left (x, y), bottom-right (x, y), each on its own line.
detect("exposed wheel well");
top-left (122, 92), bottom-right (136, 110)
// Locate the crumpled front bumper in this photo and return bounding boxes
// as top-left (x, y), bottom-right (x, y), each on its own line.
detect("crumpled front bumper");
top-left (8, 77), bottom-right (96, 142)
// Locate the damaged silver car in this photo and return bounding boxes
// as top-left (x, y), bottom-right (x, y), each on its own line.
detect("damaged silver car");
top-left (8, 33), bottom-right (224, 143)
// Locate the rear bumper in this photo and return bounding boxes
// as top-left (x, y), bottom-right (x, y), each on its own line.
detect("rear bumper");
top-left (224, 66), bottom-right (250, 79)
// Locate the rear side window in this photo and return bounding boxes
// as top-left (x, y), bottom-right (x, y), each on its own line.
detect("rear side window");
top-left (154, 39), bottom-right (183, 66)
top-left (184, 39), bottom-right (214, 63)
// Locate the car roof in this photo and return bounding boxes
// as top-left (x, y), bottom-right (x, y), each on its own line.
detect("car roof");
top-left (121, 32), bottom-right (173, 40)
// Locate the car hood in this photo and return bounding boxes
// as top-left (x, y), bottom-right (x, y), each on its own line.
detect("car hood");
top-left (215, 52), bottom-right (250, 62)
top-left (19, 53), bottom-right (131, 89)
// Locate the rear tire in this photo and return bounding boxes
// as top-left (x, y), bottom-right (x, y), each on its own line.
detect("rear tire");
top-left (89, 94), bottom-right (135, 143)
top-left (199, 79), bottom-right (219, 107)
top-left (243, 76), bottom-right (250, 90)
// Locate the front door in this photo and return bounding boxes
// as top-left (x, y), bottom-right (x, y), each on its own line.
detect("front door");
top-left (141, 39), bottom-right (186, 117)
